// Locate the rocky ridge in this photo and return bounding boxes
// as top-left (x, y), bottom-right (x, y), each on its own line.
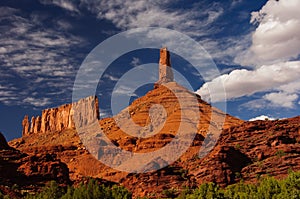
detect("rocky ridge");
top-left (10, 82), bottom-right (243, 198)
top-left (8, 83), bottom-right (300, 198)
top-left (22, 96), bottom-right (99, 136)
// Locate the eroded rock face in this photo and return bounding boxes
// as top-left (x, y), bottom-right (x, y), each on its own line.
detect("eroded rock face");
top-left (11, 82), bottom-right (300, 198)
top-left (0, 149), bottom-right (70, 188)
top-left (159, 47), bottom-right (171, 66)
top-left (22, 115), bottom-right (30, 136)
top-left (22, 96), bottom-right (99, 136)
top-left (0, 131), bottom-right (70, 191)
top-left (18, 153), bottom-right (70, 185)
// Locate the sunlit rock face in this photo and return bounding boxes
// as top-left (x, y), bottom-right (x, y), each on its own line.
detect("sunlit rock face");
top-left (21, 96), bottom-right (99, 136)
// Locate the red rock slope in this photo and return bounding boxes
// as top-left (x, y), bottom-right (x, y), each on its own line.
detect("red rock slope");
top-left (0, 132), bottom-right (70, 197)
top-left (9, 82), bottom-right (244, 198)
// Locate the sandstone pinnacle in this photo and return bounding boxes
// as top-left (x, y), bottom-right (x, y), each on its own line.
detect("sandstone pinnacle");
top-left (157, 47), bottom-right (174, 85)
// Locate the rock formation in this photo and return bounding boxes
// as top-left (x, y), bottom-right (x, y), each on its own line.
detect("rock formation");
top-left (21, 115), bottom-right (30, 136)
top-left (0, 131), bottom-right (70, 195)
top-left (0, 132), bottom-right (10, 150)
top-left (7, 46), bottom-right (299, 198)
top-left (156, 47), bottom-right (174, 85)
top-left (22, 96), bottom-right (99, 136)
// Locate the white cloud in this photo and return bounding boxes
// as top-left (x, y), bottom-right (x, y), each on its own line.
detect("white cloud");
top-left (56, 19), bottom-right (73, 30)
top-left (0, 47), bottom-right (7, 53)
top-left (113, 85), bottom-right (137, 96)
top-left (278, 79), bottom-right (300, 93)
top-left (236, 0), bottom-right (300, 66)
top-left (202, 33), bottom-right (252, 65)
top-left (23, 97), bottom-right (52, 107)
top-left (131, 57), bottom-right (141, 67)
top-left (0, 6), bottom-right (86, 107)
top-left (198, 0), bottom-right (300, 110)
top-left (249, 115), bottom-right (275, 121)
top-left (230, 0), bottom-right (243, 8)
top-left (196, 61), bottom-right (300, 103)
top-left (263, 92), bottom-right (298, 108)
top-left (0, 7), bottom-right (19, 17)
top-left (99, 109), bottom-right (112, 119)
top-left (80, 0), bottom-right (224, 37)
top-left (39, 0), bottom-right (243, 68)
top-left (0, 91), bottom-right (14, 97)
top-left (103, 74), bottom-right (119, 81)
top-left (40, 0), bottom-right (79, 13)
top-left (240, 91), bottom-right (298, 111)
top-left (240, 99), bottom-right (266, 110)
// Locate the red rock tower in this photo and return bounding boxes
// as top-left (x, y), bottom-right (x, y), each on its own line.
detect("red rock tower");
top-left (157, 47), bottom-right (174, 84)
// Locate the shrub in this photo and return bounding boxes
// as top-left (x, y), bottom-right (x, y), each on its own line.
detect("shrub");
top-left (163, 188), bottom-right (178, 198)
top-left (25, 179), bottom-right (131, 199)
top-left (25, 181), bottom-right (64, 199)
top-left (275, 150), bottom-right (286, 158)
top-left (183, 171), bottom-right (300, 199)
top-left (185, 182), bottom-right (223, 199)
top-left (235, 144), bottom-right (241, 150)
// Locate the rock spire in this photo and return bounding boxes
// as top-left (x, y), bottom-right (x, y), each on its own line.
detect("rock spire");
top-left (157, 47), bottom-right (174, 84)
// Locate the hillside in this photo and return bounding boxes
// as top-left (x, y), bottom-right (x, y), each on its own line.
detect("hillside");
top-left (3, 47), bottom-right (300, 198)
top-left (6, 82), bottom-right (300, 198)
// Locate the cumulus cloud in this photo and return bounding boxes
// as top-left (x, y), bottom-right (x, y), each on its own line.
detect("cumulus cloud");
top-left (236, 0), bottom-right (300, 66)
top-left (198, 0), bottom-right (300, 110)
top-left (240, 93), bottom-right (298, 110)
top-left (249, 115), bottom-right (276, 121)
top-left (263, 92), bottom-right (298, 108)
top-left (196, 61), bottom-right (300, 103)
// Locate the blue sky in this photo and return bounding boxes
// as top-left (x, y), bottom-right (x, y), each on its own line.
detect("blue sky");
top-left (0, 0), bottom-right (300, 141)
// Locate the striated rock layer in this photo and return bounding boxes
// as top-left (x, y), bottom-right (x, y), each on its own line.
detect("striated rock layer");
top-left (21, 96), bottom-right (100, 136)
top-left (9, 85), bottom-right (300, 198)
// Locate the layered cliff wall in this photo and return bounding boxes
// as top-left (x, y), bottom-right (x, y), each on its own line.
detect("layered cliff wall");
top-left (22, 96), bottom-right (99, 136)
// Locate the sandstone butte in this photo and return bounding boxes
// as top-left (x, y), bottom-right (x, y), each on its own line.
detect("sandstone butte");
top-left (0, 48), bottom-right (298, 198)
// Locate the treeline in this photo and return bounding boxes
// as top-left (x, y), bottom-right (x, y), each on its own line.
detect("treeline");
top-left (1, 171), bottom-right (299, 198)
top-left (176, 171), bottom-right (300, 199)
top-left (0, 179), bottom-right (131, 199)
top-left (24, 179), bottom-right (131, 199)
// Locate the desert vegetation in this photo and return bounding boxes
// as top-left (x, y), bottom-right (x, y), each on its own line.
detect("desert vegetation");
top-left (177, 171), bottom-right (300, 199)
top-left (1, 171), bottom-right (299, 199)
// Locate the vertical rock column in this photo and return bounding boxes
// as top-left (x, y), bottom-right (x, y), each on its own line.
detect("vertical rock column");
top-left (33, 116), bottom-right (41, 134)
top-left (22, 115), bottom-right (30, 136)
top-left (157, 47), bottom-right (174, 84)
